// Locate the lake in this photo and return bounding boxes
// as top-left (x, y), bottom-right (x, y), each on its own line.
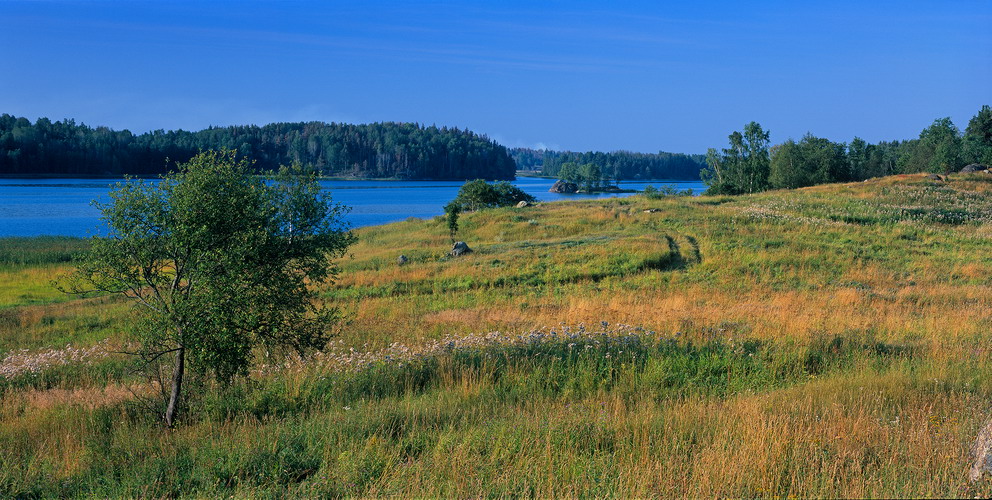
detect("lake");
top-left (0, 177), bottom-right (706, 237)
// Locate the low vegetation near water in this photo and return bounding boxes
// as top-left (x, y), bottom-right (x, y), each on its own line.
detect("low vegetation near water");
top-left (4, 173), bottom-right (992, 496)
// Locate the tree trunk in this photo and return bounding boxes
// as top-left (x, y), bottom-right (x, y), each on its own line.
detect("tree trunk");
top-left (165, 347), bottom-right (184, 427)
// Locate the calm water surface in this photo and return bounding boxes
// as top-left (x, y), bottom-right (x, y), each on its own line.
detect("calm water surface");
top-left (0, 177), bottom-right (705, 237)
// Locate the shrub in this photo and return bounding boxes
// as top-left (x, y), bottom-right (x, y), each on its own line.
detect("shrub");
top-left (450, 180), bottom-right (536, 211)
top-left (643, 184), bottom-right (682, 199)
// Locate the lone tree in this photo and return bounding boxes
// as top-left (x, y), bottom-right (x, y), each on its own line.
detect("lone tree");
top-left (444, 201), bottom-right (461, 242)
top-left (62, 150), bottom-right (353, 426)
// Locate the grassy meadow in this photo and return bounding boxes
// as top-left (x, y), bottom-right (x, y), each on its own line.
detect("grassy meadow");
top-left (4, 173), bottom-right (992, 497)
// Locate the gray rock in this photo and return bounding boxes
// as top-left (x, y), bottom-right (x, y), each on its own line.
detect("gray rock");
top-left (970, 416), bottom-right (992, 481)
top-left (961, 163), bottom-right (990, 173)
top-left (449, 241), bottom-right (472, 257)
top-left (397, 255), bottom-right (408, 266)
top-left (926, 174), bottom-right (945, 182)
top-left (516, 200), bottom-right (529, 208)
top-left (549, 180), bottom-right (578, 194)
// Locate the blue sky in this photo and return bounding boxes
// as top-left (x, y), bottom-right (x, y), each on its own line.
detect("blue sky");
top-left (2, 1), bottom-right (990, 153)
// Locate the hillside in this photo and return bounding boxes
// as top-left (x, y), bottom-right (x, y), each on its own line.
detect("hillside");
top-left (3, 173), bottom-right (992, 496)
top-left (0, 115), bottom-right (515, 180)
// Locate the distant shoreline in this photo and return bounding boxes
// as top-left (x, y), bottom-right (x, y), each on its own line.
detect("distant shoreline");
top-left (1, 173), bottom-right (704, 183)
top-left (0, 174), bottom-right (514, 182)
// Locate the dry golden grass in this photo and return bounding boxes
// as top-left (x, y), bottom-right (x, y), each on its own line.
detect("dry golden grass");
top-left (3, 172), bottom-right (992, 497)
top-left (6, 382), bottom-right (144, 413)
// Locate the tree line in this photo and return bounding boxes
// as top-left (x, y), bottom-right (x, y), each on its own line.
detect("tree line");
top-left (0, 114), bottom-right (517, 180)
top-left (702, 105), bottom-right (992, 195)
top-left (510, 148), bottom-right (706, 180)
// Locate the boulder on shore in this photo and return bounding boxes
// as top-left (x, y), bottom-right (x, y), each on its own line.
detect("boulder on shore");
top-left (961, 163), bottom-right (990, 173)
top-left (549, 180), bottom-right (578, 194)
top-left (449, 241), bottom-right (472, 257)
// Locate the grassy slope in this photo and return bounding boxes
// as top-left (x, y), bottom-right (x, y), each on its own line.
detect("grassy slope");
top-left (3, 173), bottom-right (992, 497)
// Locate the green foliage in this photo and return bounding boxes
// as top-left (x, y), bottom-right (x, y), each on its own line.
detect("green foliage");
top-left (0, 114), bottom-right (516, 180)
top-left (556, 162), bottom-right (605, 192)
top-left (642, 184), bottom-right (684, 199)
top-left (443, 202), bottom-right (460, 241)
top-left (538, 149), bottom-right (705, 180)
top-left (705, 105), bottom-right (991, 195)
top-left (847, 136), bottom-right (892, 180)
top-left (769, 134), bottom-right (848, 189)
top-left (61, 150), bottom-right (353, 423)
top-left (702, 121), bottom-right (771, 194)
top-left (964, 105), bottom-right (992, 165)
top-left (557, 162), bottom-right (580, 184)
top-left (449, 179), bottom-right (536, 212)
top-left (0, 236), bottom-right (89, 268)
top-left (577, 163), bottom-right (602, 192)
top-left (508, 147), bottom-right (544, 170)
top-left (916, 117), bottom-right (962, 173)
top-left (966, 104), bottom-right (992, 143)
top-left (768, 140), bottom-right (803, 189)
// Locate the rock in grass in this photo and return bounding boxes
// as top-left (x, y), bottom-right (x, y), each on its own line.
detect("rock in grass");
top-left (961, 163), bottom-right (989, 173)
top-left (397, 254), bottom-right (408, 266)
top-left (516, 200), bottom-right (529, 208)
top-left (449, 241), bottom-right (472, 257)
top-left (549, 180), bottom-right (578, 193)
top-left (970, 416), bottom-right (992, 481)
top-left (926, 174), bottom-right (945, 182)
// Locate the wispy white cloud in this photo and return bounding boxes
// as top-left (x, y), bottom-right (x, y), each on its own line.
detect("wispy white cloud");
top-left (2, 12), bottom-right (694, 74)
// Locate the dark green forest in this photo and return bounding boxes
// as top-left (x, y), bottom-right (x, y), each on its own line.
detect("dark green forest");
top-left (702, 105), bottom-right (992, 195)
top-left (510, 148), bottom-right (706, 180)
top-left (0, 115), bottom-right (516, 180)
top-left (7, 106), bottom-right (989, 188)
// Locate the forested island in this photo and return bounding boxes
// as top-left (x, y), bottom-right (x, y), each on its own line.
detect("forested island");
top-left (0, 115), bottom-right (516, 180)
top-left (511, 147), bottom-right (706, 180)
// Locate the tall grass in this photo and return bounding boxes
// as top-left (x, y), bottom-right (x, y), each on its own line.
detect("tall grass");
top-left (1, 328), bottom-right (988, 497)
top-left (0, 236), bottom-right (89, 268)
top-left (3, 173), bottom-right (992, 496)
top-left (0, 237), bottom-right (92, 309)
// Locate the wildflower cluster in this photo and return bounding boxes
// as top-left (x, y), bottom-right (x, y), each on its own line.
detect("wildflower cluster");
top-left (741, 183), bottom-right (992, 228)
top-left (0, 340), bottom-right (112, 379)
top-left (739, 204), bottom-right (844, 227)
top-left (262, 323), bottom-right (657, 375)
